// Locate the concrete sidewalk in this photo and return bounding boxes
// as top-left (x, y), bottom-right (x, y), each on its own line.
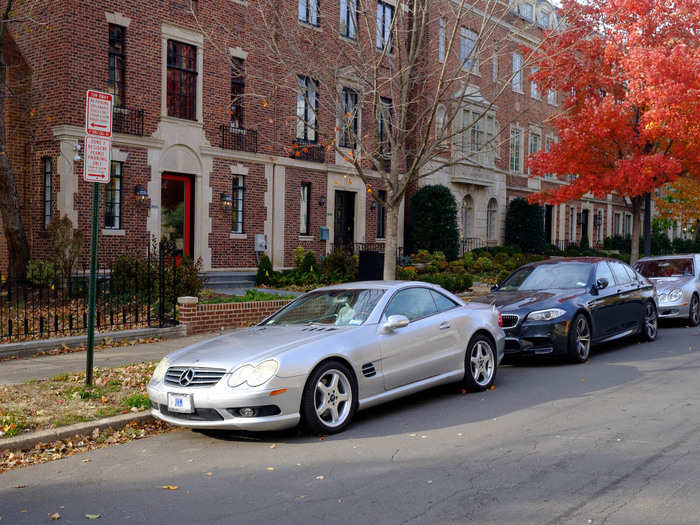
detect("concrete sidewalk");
top-left (0, 333), bottom-right (213, 385)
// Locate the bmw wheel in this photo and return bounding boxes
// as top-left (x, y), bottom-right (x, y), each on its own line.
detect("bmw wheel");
top-left (689, 295), bottom-right (700, 327)
top-left (568, 314), bottom-right (591, 363)
top-left (642, 301), bottom-right (658, 341)
top-left (462, 334), bottom-right (497, 392)
top-left (301, 360), bottom-right (357, 435)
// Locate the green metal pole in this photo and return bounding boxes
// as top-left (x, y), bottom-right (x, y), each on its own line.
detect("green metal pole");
top-left (86, 182), bottom-right (100, 386)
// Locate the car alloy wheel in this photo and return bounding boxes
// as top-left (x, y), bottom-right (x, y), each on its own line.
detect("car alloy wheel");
top-left (690, 295), bottom-right (700, 327)
top-left (568, 314), bottom-right (591, 363)
top-left (462, 334), bottom-right (497, 392)
top-left (644, 301), bottom-right (658, 341)
top-left (301, 360), bottom-right (357, 435)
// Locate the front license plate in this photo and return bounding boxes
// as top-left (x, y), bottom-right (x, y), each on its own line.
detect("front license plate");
top-left (167, 393), bottom-right (194, 414)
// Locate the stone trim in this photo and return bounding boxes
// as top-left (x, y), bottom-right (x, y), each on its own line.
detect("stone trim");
top-left (105, 12), bottom-right (132, 27)
top-left (102, 229), bottom-right (125, 236)
top-left (228, 47), bottom-right (248, 60)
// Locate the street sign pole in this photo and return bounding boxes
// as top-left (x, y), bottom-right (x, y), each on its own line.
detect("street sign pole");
top-left (85, 182), bottom-right (100, 386)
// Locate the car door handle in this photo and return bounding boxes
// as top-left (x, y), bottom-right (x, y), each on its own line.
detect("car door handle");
top-left (439, 322), bottom-right (451, 330)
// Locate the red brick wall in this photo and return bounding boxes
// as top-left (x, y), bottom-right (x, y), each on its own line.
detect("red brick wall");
top-left (177, 298), bottom-right (292, 335)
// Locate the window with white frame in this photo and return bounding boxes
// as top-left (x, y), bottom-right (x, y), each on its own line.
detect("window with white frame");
top-left (492, 44), bottom-right (498, 82)
top-left (547, 89), bottom-right (557, 105)
top-left (460, 27), bottom-right (478, 72)
top-left (529, 128), bottom-right (541, 173)
top-left (340, 87), bottom-right (359, 148)
top-left (512, 52), bottom-right (523, 92)
top-left (596, 211), bottom-right (602, 243)
top-left (377, 97), bottom-right (393, 157)
top-left (435, 105), bottom-right (447, 140)
top-left (340, 0), bottom-right (357, 38)
top-left (544, 135), bottom-right (555, 178)
top-left (538, 10), bottom-right (550, 27)
top-left (521, 3), bottom-right (533, 20)
top-left (300, 182), bottom-right (311, 235)
top-left (376, 1), bottom-right (394, 51)
top-left (299, 0), bottom-right (319, 26)
top-left (438, 17), bottom-right (445, 62)
top-left (569, 207), bottom-right (575, 240)
top-left (462, 195), bottom-right (474, 238)
top-left (530, 67), bottom-right (540, 99)
top-left (624, 214), bottom-right (631, 237)
top-left (614, 212), bottom-right (621, 235)
top-left (509, 125), bottom-right (522, 172)
top-left (104, 161), bottom-right (122, 229)
top-left (296, 75), bottom-right (318, 142)
top-left (232, 176), bottom-right (244, 234)
top-left (462, 108), bottom-right (495, 166)
top-left (487, 198), bottom-right (498, 241)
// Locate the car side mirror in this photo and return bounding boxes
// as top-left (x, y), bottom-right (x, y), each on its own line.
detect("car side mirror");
top-left (382, 314), bottom-right (410, 333)
top-left (490, 285), bottom-right (499, 292)
top-left (596, 278), bottom-right (609, 290)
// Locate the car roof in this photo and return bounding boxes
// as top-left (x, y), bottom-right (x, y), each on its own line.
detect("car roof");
top-left (315, 280), bottom-right (440, 292)
top-left (636, 254), bottom-right (699, 261)
top-left (527, 257), bottom-right (612, 267)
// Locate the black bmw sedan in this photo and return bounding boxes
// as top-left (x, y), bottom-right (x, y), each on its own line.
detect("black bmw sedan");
top-left (473, 258), bottom-right (658, 363)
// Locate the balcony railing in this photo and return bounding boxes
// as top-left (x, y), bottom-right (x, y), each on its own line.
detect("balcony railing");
top-left (219, 125), bottom-right (258, 153)
top-left (112, 106), bottom-right (144, 136)
top-left (290, 141), bottom-right (326, 163)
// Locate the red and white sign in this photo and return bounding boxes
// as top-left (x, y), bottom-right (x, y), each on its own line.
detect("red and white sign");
top-left (85, 90), bottom-right (113, 138)
top-left (83, 135), bottom-right (112, 183)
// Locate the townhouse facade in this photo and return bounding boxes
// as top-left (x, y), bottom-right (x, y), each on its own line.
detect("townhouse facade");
top-left (0, 0), bottom-right (635, 276)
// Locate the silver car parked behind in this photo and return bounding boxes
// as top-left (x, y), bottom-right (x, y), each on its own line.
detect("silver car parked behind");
top-left (634, 254), bottom-right (700, 326)
top-left (148, 281), bottom-right (505, 435)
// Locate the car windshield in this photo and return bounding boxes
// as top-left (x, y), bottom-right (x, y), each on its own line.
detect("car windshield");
top-left (635, 258), bottom-right (694, 278)
top-left (499, 263), bottom-right (593, 291)
top-left (261, 289), bottom-right (385, 327)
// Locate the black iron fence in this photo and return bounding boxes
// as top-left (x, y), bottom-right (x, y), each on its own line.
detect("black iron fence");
top-left (460, 238), bottom-right (486, 254)
top-left (0, 242), bottom-right (179, 342)
top-left (291, 141), bottom-right (326, 163)
top-left (220, 125), bottom-right (258, 153)
top-left (331, 243), bottom-right (404, 258)
top-left (113, 106), bottom-right (145, 136)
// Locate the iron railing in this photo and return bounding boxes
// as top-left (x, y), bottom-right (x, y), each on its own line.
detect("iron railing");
top-left (331, 243), bottom-right (404, 258)
top-left (291, 141), bottom-right (326, 163)
top-left (460, 238), bottom-right (486, 254)
top-left (219, 125), bottom-right (258, 153)
top-left (113, 106), bottom-right (144, 136)
top-left (0, 241), bottom-right (179, 342)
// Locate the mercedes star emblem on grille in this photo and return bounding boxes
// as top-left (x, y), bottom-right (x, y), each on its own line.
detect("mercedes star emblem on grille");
top-left (179, 368), bottom-right (195, 386)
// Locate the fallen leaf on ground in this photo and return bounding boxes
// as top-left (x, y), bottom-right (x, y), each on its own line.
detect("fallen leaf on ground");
top-left (161, 485), bottom-right (179, 490)
top-left (15, 484), bottom-right (27, 488)
top-left (269, 444), bottom-right (276, 449)
top-left (489, 385), bottom-right (495, 390)
top-left (205, 472), bottom-right (212, 476)
top-left (266, 467), bottom-right (275, 471)
top-left (85, 514), bottom-right (101, 520)
top-left (315, 475), bottom-right (325, 480)
top-left (49, 512), bottom-right (60, 520)
top-left (82, 459), bottom-right (91, 463)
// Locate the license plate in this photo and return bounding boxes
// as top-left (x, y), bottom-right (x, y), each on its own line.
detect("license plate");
top-left (167, 393), bottom-right (194, 414)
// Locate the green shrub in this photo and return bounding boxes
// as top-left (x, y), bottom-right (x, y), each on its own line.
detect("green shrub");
top-left (256, 254), bottom-right (274, 285)
top-left (299, 251), bottom-right (318, 274)
top-left (471, 256), bottom-right (493, 273)
top-left (580, 234), bottom-right (590, 250)
top-left (422, 272), bottom-right (473, 292)
top-left (505, 198), bottom-right (546, 253)
top-left (410, 185), bottom-right (460, 261)
top-left (447, 260), bottom-right (466, 274)
top-left (292, 246), bottom-right (310, 267)
top-left (320, 251), bottom-right (358, 282)
top-left (48, 215), bottom-right (84, 285)
top-left (493, 252), bottom-right (509, 266)
top-left (396, 266), bottom-right (418, 281)
top-left (460, 251), bottom-right (474, 269)
top-left (413, 249), bottom-right (433, 264)
top-left (496, 268), bottom-right (511, 285)
top-left (173, 257), bottom-right (206, 298)
top-left (26, 260), bottom-right (56, 286)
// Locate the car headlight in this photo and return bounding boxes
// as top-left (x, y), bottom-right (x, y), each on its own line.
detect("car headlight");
top-left (151, 357), bottom-right (170, 383)
top-left (668, 288), bottom-right (683, 302)
top-left (526, 308), bottom-right (567, 322)
top-left (228, 359), bottom-right (279, 388)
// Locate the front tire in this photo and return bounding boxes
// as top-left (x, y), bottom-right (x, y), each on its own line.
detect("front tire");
top-left (568, 314), bottom-right (591, 363)
top-left (642, 301), bottom-right (658, 341)
top-left (689, 295), bottom-right (700, 327)
top-left (462, 334), bottom-right (497, 392)
top-left (300, 360), bottom-right (357, 435)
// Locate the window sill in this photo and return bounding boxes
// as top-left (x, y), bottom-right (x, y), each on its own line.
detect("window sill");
top-left (338, 34), bottom-right (357, 44)
top-left (231, 0), bottom-right (248, 5)
top-left (160, 115), bottom-right (203, 127)
top-left (299, 235), bottom-right (314, 242)
top-left (375, 238), bottom-right (386, 242)
top-left (230, 232), bottom-right (247, 240)
top-left (298, 20), bottom-right (322, 32)
top-left (512, 88), bottom-right (524, 95)
top-left (102, 229), bottom-right (125, 236)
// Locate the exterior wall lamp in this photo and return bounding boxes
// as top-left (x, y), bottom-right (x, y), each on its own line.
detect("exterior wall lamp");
top-left (318, 194), bottom-right (326, 207)
top-left (220, 192), bottom-right (233, 210)
top-left (370, 199), bottom-right (377, 211)
top-left (134, 185), bottom-right (149, 206)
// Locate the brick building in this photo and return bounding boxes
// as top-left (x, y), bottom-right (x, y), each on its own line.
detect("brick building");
top-left (0, 0), bottom-right (633, 276)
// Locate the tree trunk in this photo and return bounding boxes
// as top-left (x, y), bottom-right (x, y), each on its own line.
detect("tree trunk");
top-left (383, 204), bottom-right (400, 280)
top-left (630, 196), bottom-right (643, 264)
top-left (0, 61), bottom-right (29, 282)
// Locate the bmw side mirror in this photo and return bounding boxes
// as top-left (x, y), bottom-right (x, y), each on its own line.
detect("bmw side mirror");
top-left (596, 278), bottom-right (609, 290)
top-left (491, 285), bottom-right (499, 292)
top-left (382, 315), bottom-right (410, 333)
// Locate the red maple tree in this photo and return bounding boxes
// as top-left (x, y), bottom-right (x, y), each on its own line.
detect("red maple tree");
top-left (525, 0), bottom-right (700, 262)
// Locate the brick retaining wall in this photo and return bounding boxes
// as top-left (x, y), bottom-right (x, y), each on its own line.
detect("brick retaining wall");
top-left (177, 297), bottom-right (292, 335)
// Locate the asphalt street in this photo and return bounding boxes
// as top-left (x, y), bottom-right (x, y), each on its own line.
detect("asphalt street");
top-left (2, 323), bottom-right (699, 524)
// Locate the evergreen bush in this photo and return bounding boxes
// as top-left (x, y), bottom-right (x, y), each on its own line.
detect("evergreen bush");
top-left (504, 198), bottom-right (546, 253)
top-left (410, 185), bottom-right (460, 261)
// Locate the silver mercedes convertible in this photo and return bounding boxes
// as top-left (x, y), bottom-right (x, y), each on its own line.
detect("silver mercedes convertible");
top-left (148, 281), bottom-right (505, 434)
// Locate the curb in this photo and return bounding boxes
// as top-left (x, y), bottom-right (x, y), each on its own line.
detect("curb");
top-left (1, 411), bottom-right (154, 452)
top-left (0, 325), bottom-right (186, 361)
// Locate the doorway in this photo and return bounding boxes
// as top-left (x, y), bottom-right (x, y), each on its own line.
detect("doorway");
top-left (544, 205), bottom-right (553, 244)
top-left (161, 173), bottom-right (194, 258)
top-left (334, 190), bottom-right (355, 248)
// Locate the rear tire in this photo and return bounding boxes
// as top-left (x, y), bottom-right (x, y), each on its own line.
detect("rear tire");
top-left (689, 295), bottom-right (700, 327)
top-left (300, 360), bottom-right (357, 435)
top-left (462, 334), bottom-right (497, 392)
top-left (642, 301), bottom-right (658, 341)
top-left (567, 314), bottom-right (591, 363)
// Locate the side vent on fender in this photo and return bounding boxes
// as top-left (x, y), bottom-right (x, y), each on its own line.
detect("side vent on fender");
top-left (361, 362), bottom-right (376, 378)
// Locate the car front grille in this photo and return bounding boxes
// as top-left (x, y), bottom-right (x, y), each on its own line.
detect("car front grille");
top-left (159, 405), bottom-right (224, 421)
top-left (501, 314), bottom-right (520, 329)
top-left (164, 366), bottom-right (226, 387)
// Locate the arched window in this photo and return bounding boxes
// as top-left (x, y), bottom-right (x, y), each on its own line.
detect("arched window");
top-left (462, 195), bottom-right (474, 238)
top-left (435, 105), bottom-right (446, 139)
top-left (487, 198), bottom-right (498, 241)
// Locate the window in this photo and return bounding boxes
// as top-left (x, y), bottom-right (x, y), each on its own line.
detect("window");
top-left (104, 161), bottom-right (122, 230)
top-left (512, 52), bottom-right (523, 92)
top-left (595, 261), bottom-right (614, 285)
top-left (569, 207), bottom-right (575, 240)
top-left (232, 176), bottom-right (244, 233)
top-left (529, 129), bottom-right (541, 155)
top-left (300, 182), bottom-right (311, 235)
top-left (230, 58), bottom-right (245, 128)
top-left (376, 1), bottom-right (394, 51)
top-left (530, 67), bottom-right (540, 99)
top-left (438, 18), bottom-right (445, 62)
top-left (384, 288), bottom-right (437, 322)
top-left (596, 211), bottom-right (602, 243)
top-left (544, 136), bottom-right (555, 178)
top-left (462, 195), bottom-right (474, 237)
top-left (547, 89), bottom-right (557, 106)
top-left (377, 190), bottom-right (387, 239)
top-left (509, 125), bottom-right (522, 172)
top-left (460, 27), bottom-right (478, 72)
top-left (487, 198), bottom-right (498, 241)
top-left (624, 214), bottom-right (631, 237)
top-left (378, 97), bottom-right (392, 157)
top-left (108, 24), bottom-right (126, 107)
top-left (614, 212), bottom-right (621, 235)
top-left (340, 0), bottom-right (357, 38)
top-left (299, 0), bottom-right (319, 26)
top-left (492, 44), bottom-right (498, 82)
top-left (296, 75), bottom-right (318, 142)
top-left (538, 10), bottom-right (550, 27)
top-left (435, 106), bottom-right (447, 139)
top-left (42, 158), bottom-right (52, 228)
top-left (167, 40), bottom-right (197, 120)
top-left (463, 109), bottom-right (495, 166)
top-left (431, 290), bottom-right (458, 312)
top-left (521, 3), bottom-right (533, 20)
top-left (340, 87), bottom-right (358, 148)
top-left (611, 261), bottom-right (631, 285)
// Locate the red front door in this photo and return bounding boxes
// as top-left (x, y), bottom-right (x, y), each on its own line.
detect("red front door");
top-left (161, 173), bottom-right (193, 257)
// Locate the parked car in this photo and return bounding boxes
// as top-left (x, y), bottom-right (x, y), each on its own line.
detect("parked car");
top-left (148, 281), bottom-right (505, 434)
top-left (473, 258), bottom-right (658, 363)
top-left (633, 254), bottom-right (700, 326)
